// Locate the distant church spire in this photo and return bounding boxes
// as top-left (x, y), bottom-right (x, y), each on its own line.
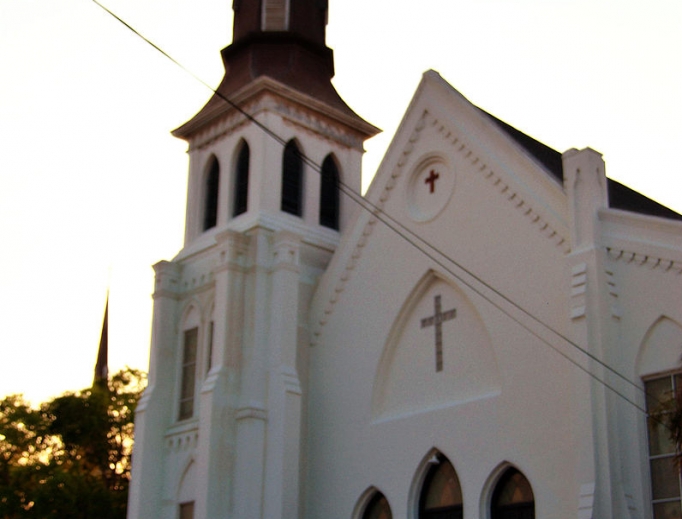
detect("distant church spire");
top-left (93, 295), bottom-right (109, 388)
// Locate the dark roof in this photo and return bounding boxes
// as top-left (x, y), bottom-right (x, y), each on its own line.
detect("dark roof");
top-left (483, 110), bottom-right (564, 182)
top-left (480, 109), bottom-right (682, 222)
top-left (607, 179), bottom-right (682, 221)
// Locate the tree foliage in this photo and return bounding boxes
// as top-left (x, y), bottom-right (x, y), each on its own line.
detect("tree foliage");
top-left (0, 369), bottom-right (146, 519)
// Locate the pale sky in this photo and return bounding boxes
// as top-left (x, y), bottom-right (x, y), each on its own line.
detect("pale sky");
top-left (1, 0), bottom-right (680, 404)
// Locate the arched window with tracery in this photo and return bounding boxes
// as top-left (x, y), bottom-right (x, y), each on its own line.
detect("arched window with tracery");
top-left (491, 467), bottom-right (535, 519)
top-left (281, 140), bottom-right (303, 216)
top-left (233, 141), bottom-right (250, 217)
top-left (319, 153), bottom-right (340, 230)
top-left (419, 454), bottom-right (463, 519)
top-left (203, 155), bottom-right (220, 231)
top-left (361, 491), bottom-right (392, 519)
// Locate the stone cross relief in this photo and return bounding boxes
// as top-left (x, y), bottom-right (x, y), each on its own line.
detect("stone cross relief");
top-left (420, 295), bottom-right (457, 372)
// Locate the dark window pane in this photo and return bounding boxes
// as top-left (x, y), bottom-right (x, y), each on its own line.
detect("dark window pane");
top-left (319, 154), bottom-right (340, 230)
top-left (179, 501), bottom-right (194, 519)
top-left (647, 378), bottom-right (674, 413)
top-left (179, 328), bottom-right (198, 420)
top-left (491, 468), bottom-right (535, 519)
top-left (281, 141), bottom-right (303, 216)
top-left (362, 492), bottom-right (392, 519)
top-left (233, 142), bottom-right (249, 216)
top-left (651, 456), bottom-right (681, 501)
top-left (419, 455), bottom-right (463, 519)
top-left (653, 500), bottom-right (682, 519)
top-left (203, 157), bottom-right (220, 231)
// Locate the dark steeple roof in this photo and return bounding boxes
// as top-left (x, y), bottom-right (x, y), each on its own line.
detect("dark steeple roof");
top-left (175, 0), bottom-right (373, 138)
top-left (482, 109), bottom-right (682, 222)
top-left (93, 296), bottom-right (109, 388)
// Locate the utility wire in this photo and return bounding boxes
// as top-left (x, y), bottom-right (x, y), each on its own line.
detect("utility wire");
top-left (92, 0), bottom-right (664, 418)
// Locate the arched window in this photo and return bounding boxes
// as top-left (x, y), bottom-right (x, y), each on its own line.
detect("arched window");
top-left (491, 468), bottom-right (535, 519)
top-left (203, 156), bottom-right (220, 231)
top-left (419, 454), bottom-right (463, 519)
top-left (319, 154), bottom-right (340, 230)
top-left (638, 317), bottom-right (682, 518)
top-left (233, 141), bottom-right (250, 217)
top-left (362, 491), bottom-right (392, 519)
top-left (281, 140), bottom-right (303, 216)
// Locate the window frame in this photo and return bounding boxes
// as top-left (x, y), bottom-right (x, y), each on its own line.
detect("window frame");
top-left (178, 327), bottom-right (199, 421)
top-left (644, 371), bottom-right (682, 519)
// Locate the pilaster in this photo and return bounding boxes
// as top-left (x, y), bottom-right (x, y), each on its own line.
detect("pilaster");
top-left (233, 228), bottom-right (271, 519)
top-left (127, 260), bottom-right (182, 519)
top-left (194, 230), bottom-right (250, 519)
top-left (264, 231), bottom-right (303, 519)
top-left (563, 148), bottom-right (630, 517)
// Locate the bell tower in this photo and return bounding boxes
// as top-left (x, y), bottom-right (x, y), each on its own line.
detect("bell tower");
top-left (127, 1), bottom-right (377, 518)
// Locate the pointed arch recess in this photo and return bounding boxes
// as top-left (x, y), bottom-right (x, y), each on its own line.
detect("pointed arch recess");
top-left (354, 486), bottom-right (393, 519)
top-left (203, 155), bottom-right (220, 231)
top-left (636, 316), bottom-right (682, 378)
top-left (281, 139), bottom-right (304, 216)
top-left (319, 153), bottom-right (340, 230)
top-left (233, 140), bottom-right (250, 217)
top-left (371, 271), bottom-right (500, 422)
top-left (409, 449), bottom-right (462, 519)
top-left (483, 463), bottom-right (535, 519)
top-left (176, 457), bottom-right (197, 504)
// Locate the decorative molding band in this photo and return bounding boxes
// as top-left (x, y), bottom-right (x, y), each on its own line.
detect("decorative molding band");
top-left (153, 260), bottom-right (182, 299)
top-left (427, 114), bottom-right (570, 253)
top-left (577, 482), bottom-right (595, 519)
top-left (272, 230), bottom-right (301, 272)
top-left (184, 79), bottom-right (376, 151)
top-left (215, 229), bottom-right (251, 274)
top-left (280, 366), bottom-right (302, 396)
top-left (606, 247), bottom-right (682, 274)
top-left (570, 262), bottom-right (587, 320)
top-left (235, 405), bottom-right (268, 422)
top-left (605, 268), bottom-right (621, 319)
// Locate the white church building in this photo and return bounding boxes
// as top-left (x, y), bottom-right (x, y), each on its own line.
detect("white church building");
top-left (126, 2), bottom-right (682, 518)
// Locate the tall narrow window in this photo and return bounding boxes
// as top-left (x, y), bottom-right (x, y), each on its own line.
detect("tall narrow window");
top-left (362, 491), bottom-right (392, 519)
top-left (281, 140), bottom-right (303, 216)
top-left (491, 468), bottom-right (535, 519)
top-left (645, 374), bottom-right (682, 518)
top-left (419, 454), bottom-right (463, 519)
top-left (262, 0), bottom-right (288, 31)
top-left (319, 154), bottom-right (340, 230)
top-left (233, 142), bottom-right (250, 217)
top-left (179, 328), bottom-right (198, 421)
top-left (179, 501), bottom-right (194, 519)
top-left (203, 156), bottom-right (220, 231)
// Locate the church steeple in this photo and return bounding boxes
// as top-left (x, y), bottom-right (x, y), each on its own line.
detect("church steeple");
top-left (232, 0), bottom-right (328, 47)
top-left (174, 0), bottom-right (374, 139)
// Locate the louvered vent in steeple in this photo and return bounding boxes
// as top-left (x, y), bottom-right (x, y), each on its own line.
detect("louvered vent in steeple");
top-left (262, 0), bottom-right (289, 31)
